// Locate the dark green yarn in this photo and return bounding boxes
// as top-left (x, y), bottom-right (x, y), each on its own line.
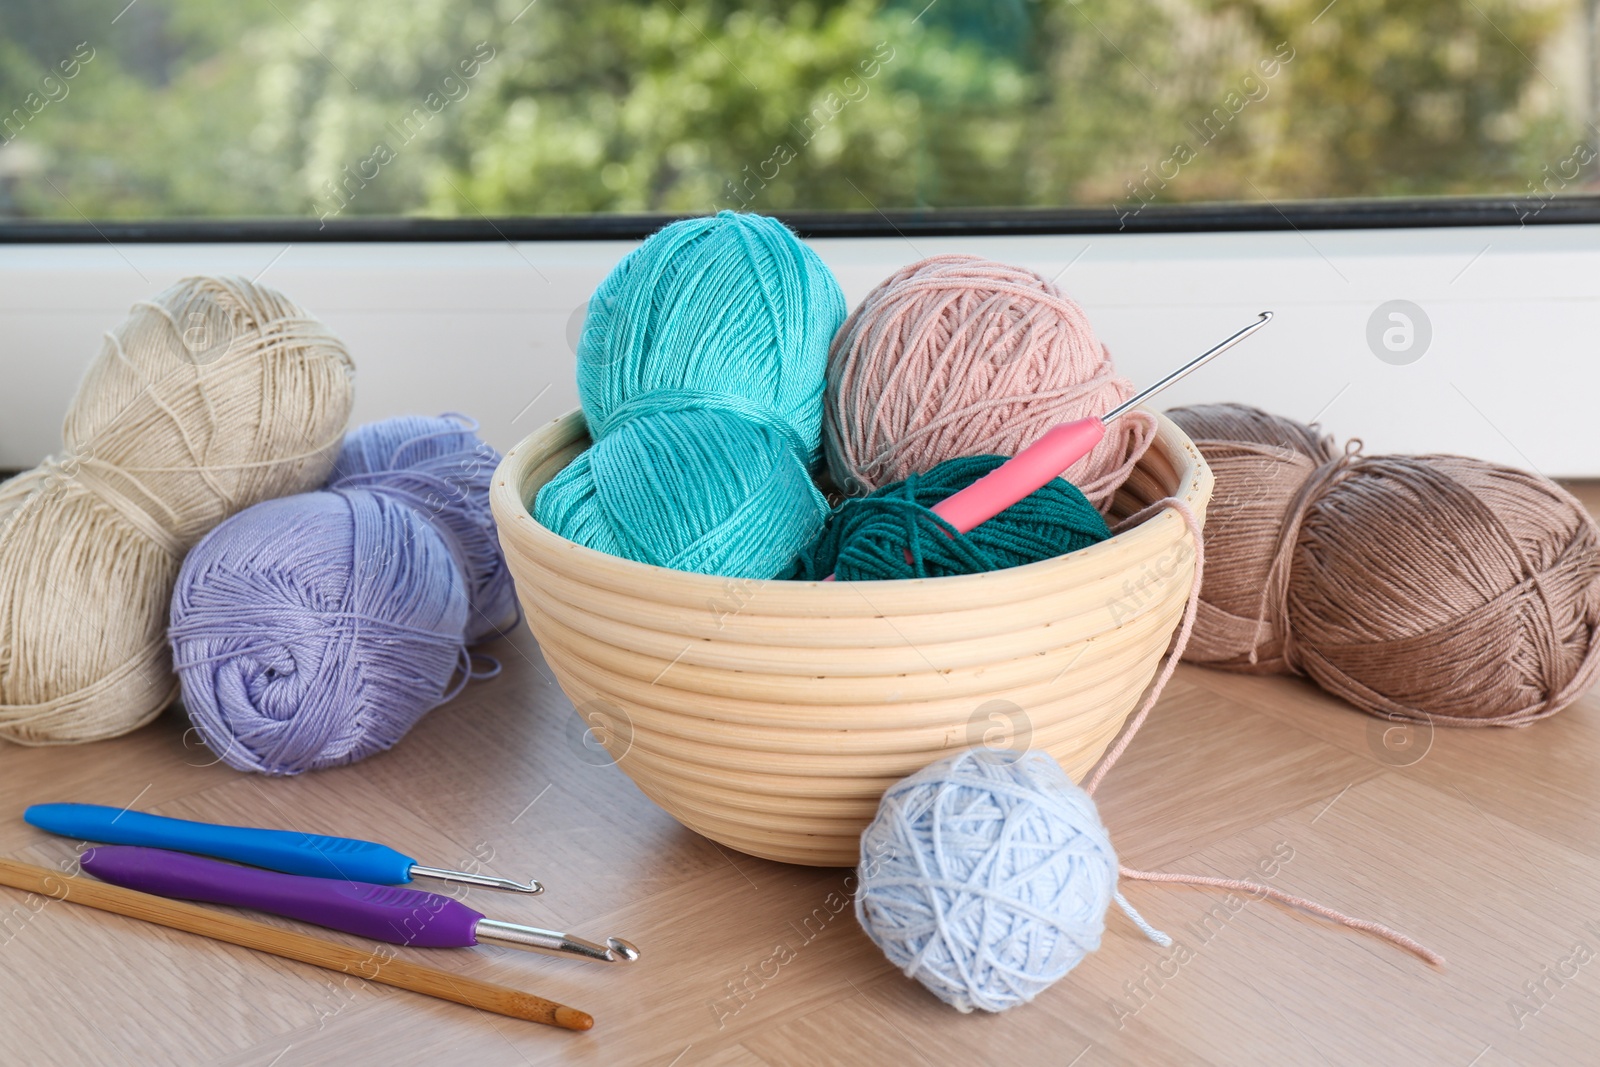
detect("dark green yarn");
top-left (789, 455), bottom-right (1112, 581)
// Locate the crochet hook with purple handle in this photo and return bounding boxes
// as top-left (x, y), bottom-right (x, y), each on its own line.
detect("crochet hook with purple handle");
top-left (79, 846), bottom-right (639, 964)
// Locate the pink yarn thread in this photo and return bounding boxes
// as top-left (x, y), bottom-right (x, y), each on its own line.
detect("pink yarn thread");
top-left (1080, 498), bottom-right (1443, 966)
top-left (823, 255), bottom-right (1157, 508)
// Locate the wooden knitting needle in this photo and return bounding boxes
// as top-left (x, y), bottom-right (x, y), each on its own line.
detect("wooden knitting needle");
top-left (0, 857), bottom-right (594, 1032)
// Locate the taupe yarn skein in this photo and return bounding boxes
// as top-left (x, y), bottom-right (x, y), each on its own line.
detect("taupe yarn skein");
top-left (1165, 404), bottom-right (1339, 673)
top-left (0, 277), bottom-right (356, 745)
top-left (1169, 403), bottom-right (1600, 726)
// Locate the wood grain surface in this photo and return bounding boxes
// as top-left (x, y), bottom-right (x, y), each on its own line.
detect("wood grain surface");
top-left (0, 485), bottom-right (1597, 1065)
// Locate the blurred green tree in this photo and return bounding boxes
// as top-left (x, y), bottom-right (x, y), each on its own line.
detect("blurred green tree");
top-left (0, 0), bottom-right (1587, 219)
top-left (1196, 0), bottom-right (1581, 198)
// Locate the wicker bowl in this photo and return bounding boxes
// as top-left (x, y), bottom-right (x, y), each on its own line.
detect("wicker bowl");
top-left (490, 410), bottom-right (1212, 866)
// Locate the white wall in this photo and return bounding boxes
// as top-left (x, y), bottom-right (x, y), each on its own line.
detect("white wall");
top-left (1, 222), bottom-right (1596, 475)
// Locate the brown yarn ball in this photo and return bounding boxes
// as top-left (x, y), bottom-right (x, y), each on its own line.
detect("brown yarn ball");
top-left (1170, 403), bottom-right (1600, 726)
top-left (823, 255), bottom-right (1155, 510)
top-left (0, 277), bottom-right (355, 745)
top-left (1167, 404), bottom-right (1339, 672)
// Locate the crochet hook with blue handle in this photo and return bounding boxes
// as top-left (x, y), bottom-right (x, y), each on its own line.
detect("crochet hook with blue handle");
top-left (25, 803), bottom-right (542, 894)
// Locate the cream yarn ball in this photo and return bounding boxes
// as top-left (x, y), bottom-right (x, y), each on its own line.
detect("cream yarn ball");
top-left (0, 276), bottom-right (355, 744)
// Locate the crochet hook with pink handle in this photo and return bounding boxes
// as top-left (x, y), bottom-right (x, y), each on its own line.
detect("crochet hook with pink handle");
top-left (822, 312), bottom-right (1273, 580)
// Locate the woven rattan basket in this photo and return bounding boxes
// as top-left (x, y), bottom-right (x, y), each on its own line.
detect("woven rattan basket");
top-left (490, 410), bottom-right (1212, 866)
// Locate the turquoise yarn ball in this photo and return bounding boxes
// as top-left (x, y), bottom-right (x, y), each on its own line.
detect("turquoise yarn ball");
top-left (856, 748), bottom-right (1119, 1013)
top-left (790, 455), bottom-right (1112, 580)
top-left (535, 406), bottom-right (827, 578)
top-left (576, 211), bottom-right (845, 453)
top-left (539, 212), bottom-right (845, 579)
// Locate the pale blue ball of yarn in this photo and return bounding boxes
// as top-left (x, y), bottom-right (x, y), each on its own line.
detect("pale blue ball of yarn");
top-left (328, 414), bottom-right (519, 643)
top-left (856, 748), bottom-right (1118, 1013)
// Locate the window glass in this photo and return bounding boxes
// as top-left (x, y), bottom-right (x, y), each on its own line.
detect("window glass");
top-left (0, 0), bottom-right (1592, 221)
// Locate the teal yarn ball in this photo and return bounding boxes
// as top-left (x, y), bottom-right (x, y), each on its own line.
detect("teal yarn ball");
top-left (576, 211), bottom-right (845, 452)
top-left (540, 212), bottom-right (845, 579)
top-left (535, 406), bottom-right (827, 578)
top-left (790, 455), bottom-right (1111, 580)
top-left (856, 749), bottom-right (1119, 1013)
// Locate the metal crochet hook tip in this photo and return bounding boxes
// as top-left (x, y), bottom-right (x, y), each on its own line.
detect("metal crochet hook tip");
top-left (1101, 311), bottom-right (1275, 424)
top-left (605, 937), bottom-right (643, 963)
top-left (474, 919), bottom-right (642, 964)
top-left (408, 864), bottom-right (544, 895)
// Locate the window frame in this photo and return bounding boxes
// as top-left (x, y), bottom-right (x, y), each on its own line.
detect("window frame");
top-left (3, 195), bottom-right (1598, 243)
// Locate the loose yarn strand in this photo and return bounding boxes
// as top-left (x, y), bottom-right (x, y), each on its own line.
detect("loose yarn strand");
top-left (1083, 497), bottom-right (1204, 797)
top-left (1118, 866), bottom-right (1444, 966)
top-left (1113, 891), bottom-right (1172, 947)
top-left (61, 459), bottom-right (188, 558)
top-left (1077, 495), bottom-right (1443, 966)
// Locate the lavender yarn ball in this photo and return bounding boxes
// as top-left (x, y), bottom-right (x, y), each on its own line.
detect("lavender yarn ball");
top-left (856, 749), bottom-right (1118, 1013)
top-left (170, 490), bottom-right (471, 775)
top-left (329, 414), bottom-right (518, 643)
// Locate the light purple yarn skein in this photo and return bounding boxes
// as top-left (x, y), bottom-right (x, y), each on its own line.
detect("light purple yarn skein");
top-left (170, 414), bottom-right (515, 775)
top-left (328, 414), bottom-right (520, 643)
top-left (170, 490), bottom-right (472, 775)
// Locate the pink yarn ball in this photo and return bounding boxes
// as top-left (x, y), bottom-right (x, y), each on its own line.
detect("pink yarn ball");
top-left (823, 255), bottom-right (1156, 509)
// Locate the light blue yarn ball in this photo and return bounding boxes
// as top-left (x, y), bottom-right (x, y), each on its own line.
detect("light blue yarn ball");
top-left (534, 405), bottom-right (827, 579)
top-left (170, 490), bottom-right (471, 776)
top-left (575, 211), bottom-right (846, 453)
top-left (856, 748), bottom-right (1118, 1013)
top-left (329, 414), bottom-right (519, 643)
